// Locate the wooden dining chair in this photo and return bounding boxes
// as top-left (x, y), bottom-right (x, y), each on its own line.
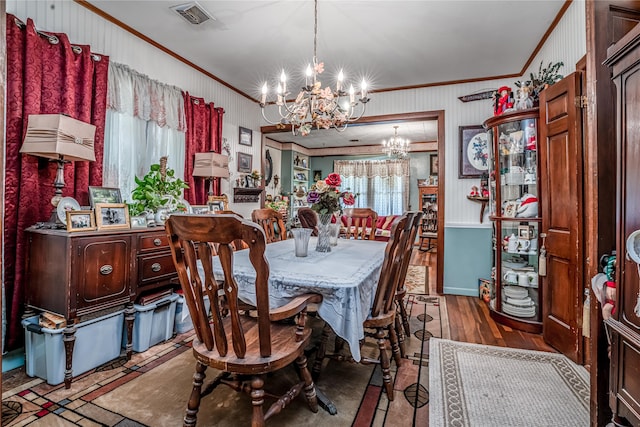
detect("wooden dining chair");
top-left (251, 208), bottom-right (287, 243)
top-left (297, 207), bottom-right (318, 236)
top-left (343, 208), bottom-right (378, 240)
top-left (312, 212), bottom-right (417, 401)
top-left (165, 214), bottom-right (322, 427)
top-left (393, 211), bottom-right (423, 357)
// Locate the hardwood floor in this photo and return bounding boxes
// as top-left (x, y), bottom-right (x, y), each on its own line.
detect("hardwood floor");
top-left (411, 247), bottom-right (556, 353)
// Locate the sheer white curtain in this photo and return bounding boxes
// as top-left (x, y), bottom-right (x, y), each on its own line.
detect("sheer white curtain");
top-left (103, 62), bottom-right (186, 202)
top-left (334, 159), bottom-right (410, 216)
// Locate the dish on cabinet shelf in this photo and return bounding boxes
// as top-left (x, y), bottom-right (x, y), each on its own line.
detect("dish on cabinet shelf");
top-left (502, 257), bottom-right (528, 269)
top-left (466, 132), bottom-right (489, 172)
top-left (502, 303), bottom-right (536, 318)
top-left (503, 286), bottom-right (529, 299)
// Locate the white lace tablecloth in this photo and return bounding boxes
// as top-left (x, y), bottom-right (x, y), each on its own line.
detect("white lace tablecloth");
top-left (208, 238), bottom-right (386, 361)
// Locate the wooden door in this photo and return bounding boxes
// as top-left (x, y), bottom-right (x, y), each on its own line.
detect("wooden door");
top-left (539, 72), bottom-right (584, 363)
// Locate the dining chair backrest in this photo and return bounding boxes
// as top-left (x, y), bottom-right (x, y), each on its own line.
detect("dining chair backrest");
top-left (251, 208), bottom-right (287, 243)
top-left (396, 211), bottom-right (424, 293)
top-left (370, 212), bottom-right (412, 318)
top-left (344, 208), bottom-right (378, 240)
top-left (297, 207), bottom-right (319, 236)
top-left (166, 214), bottom-right (274, 358)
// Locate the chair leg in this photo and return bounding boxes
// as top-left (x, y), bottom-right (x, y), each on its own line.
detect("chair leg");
top-left (394, 306), bottom-right (406, 359)
top-left (398, 297), bottom-right (411, 337)
top-left (375, 328), bottom-right (394, 401)
top-left (312, 323), bottom-right (331, 380)
top-left (250, 376), bottom-right (266, 427)
top-left (184, 361), bottom-right (207, 427)
top-left (296, 355), bottom-right (319, 413)
top-left (388, 323), bottom-right (402, 368)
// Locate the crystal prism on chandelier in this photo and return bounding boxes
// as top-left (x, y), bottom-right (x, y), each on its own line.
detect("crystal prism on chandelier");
top-left (259, 0), bottom-right (370, 136)
top-left (382, 126), bottom-right (410, 158)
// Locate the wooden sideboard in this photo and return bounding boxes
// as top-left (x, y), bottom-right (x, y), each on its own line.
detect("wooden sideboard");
top-left (24, 226), bottom-right (178, 387)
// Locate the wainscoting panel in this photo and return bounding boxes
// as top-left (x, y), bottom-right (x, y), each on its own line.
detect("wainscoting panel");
top-left (443, 226), bottom-right (492, 296)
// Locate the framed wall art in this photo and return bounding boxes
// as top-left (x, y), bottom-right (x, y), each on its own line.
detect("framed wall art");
top-left (459, 125), bottom-right (489, 179)
top-left (95, 203), bottom-right (130, 230)
top-left (66, 210), bottom-right (96, 232)
top-left (237, 152), bottom-right (252, 173)
top-left (88, 186), bottom-right (122, 208)
top-left (239, 126), bottom-right (252, 146)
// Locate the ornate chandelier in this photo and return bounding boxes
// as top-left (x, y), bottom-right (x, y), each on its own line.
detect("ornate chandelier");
top-left (382, 126), bottom-right (410, 158)
top-left (259, 0), bottom-right (370, 136)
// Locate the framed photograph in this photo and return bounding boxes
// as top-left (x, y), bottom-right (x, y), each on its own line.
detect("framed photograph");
top-left (88, 186), bottom-right (122, 208)
top-left (459, 125), bottom-right (489, 179)
top-left (239, 126), bottom-right (252, 146)
top-left (95, 203), bottom-right (130, 230)
top-left (430, 154), bottom-right (439, 176)
top-left (131, 215), bottom-right (148, 228)
top-left (518, 225), bottom-right (535, 239)
top-left (237, 152), bottom-right (252, 173)
top-left (313, 170), bottom-right (322, 181)
top-left (191, 204), bottom-right (212, 214)
top-left (503, 201), bottom-right (519, 218)
top-left (208, 201), bottom-right (225, 212)
top-left (66, 210), bottom-right (96, 232)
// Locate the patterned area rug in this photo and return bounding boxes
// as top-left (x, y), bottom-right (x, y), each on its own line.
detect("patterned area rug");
top-left (2, 295), bottom-right (449, 427)
top-left (405, 265), bottom-right (428, 294)
top-left (429, 339), bottom-right (590, 427)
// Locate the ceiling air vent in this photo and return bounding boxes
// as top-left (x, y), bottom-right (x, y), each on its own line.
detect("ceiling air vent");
top-left (170, 2), bottom-right (215, 25)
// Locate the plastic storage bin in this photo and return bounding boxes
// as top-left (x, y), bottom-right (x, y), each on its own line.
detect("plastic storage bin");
top-left (22, 309), bottom-right (124, 386)
top-left (124, 293), bottom-right (179, 352)
top-left (174, 294), bottom-right (211, 334)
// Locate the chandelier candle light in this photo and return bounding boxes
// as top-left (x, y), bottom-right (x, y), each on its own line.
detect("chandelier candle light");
top-left (260, 0), bottom-right (370, 136)
top-left (382, 125), bottom-right (410, 158)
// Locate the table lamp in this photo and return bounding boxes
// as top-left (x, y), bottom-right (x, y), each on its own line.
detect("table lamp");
top-left (20, 114), bottom-right (96, 226)
top-left (192, 152), bottom-right (230, 203)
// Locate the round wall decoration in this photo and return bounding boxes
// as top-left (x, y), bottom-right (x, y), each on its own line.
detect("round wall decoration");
top-left (265, 149), bottom-right (273, 186)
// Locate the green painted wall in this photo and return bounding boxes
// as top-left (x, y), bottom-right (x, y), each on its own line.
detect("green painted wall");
top-left (309, 152), bottom-right (434, 211)
top-left (443, 226), bottom-right (493, 296)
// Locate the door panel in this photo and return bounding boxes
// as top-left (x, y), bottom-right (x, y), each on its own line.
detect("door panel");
top-left (539, 72), bottom-right (583, 363)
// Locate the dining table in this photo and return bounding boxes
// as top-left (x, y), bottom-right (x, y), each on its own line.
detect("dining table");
top-left (209, 237), bottom-right (387, 363)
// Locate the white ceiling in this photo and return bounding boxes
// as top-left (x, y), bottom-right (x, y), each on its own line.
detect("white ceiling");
top-left (87, 0), bottom-right (567, 148)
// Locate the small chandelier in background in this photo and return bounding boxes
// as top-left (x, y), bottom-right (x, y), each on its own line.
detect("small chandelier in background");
top-left (382, 126), bottom-right (410, 158)
top-left (259, 0), bottom-right (370, 136)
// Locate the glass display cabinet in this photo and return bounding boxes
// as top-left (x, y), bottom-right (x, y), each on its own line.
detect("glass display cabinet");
top-left (483, 108), bottom-right (542, 333)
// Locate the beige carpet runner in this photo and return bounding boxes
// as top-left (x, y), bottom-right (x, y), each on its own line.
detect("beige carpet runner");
top-left (429, 338), bottom-right (590, 427)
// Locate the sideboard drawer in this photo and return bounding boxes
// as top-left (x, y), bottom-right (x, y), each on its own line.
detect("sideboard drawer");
top-left (138, 232), bottom-right (169, 252)
top-left (138, 252), bottom-right (177, 286)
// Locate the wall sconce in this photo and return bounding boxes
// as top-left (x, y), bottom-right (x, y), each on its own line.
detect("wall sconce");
top-left (273, 174), bottom-right (280, 189)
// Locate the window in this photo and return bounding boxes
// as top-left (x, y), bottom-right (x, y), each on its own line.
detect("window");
top-left (335, 159), bottom-right (410, 216)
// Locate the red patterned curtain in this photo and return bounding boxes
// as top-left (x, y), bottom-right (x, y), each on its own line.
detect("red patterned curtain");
top-left (4, 15), bottom-right (109, 350)
top-left (183, 93), bottom-right (225, 204)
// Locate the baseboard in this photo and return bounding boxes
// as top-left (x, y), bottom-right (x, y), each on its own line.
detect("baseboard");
top-left (442, 285), bottom-right (478, 297)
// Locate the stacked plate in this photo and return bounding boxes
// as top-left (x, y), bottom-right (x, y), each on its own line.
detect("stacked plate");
top-left (503, 286), bottom-right (528, 299)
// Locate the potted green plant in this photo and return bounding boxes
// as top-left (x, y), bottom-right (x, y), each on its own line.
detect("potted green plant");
top-left (128, 157), bottom-right (189, 224)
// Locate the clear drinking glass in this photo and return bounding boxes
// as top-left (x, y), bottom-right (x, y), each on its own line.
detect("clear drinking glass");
top-left (329, 223), bottom-right (340, 246)
top-left (292, 228), bottom-right (312, 257)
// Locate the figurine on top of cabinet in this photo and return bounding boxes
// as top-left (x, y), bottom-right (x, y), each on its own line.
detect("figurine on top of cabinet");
top-left (493, 86), bottom-right (514, 116)
top-left (515, 85), bottom-right (534, 110)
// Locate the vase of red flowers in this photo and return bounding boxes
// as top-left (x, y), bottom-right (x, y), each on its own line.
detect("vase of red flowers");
top-left (307, 173), bottom-right (356, 252)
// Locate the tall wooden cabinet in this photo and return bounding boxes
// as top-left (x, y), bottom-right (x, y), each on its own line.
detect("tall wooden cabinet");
top-left (604, 23), bottom-right (640, 426)
top-left (484, 109), bottom-right (542, 333)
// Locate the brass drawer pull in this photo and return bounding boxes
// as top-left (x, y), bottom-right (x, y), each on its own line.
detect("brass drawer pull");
top-left (100, 265), bottom-right (113, 275)
top-left (153, 238), bottom-right (162, 246)
top-left (151, 263), bottom-right (162, 272)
